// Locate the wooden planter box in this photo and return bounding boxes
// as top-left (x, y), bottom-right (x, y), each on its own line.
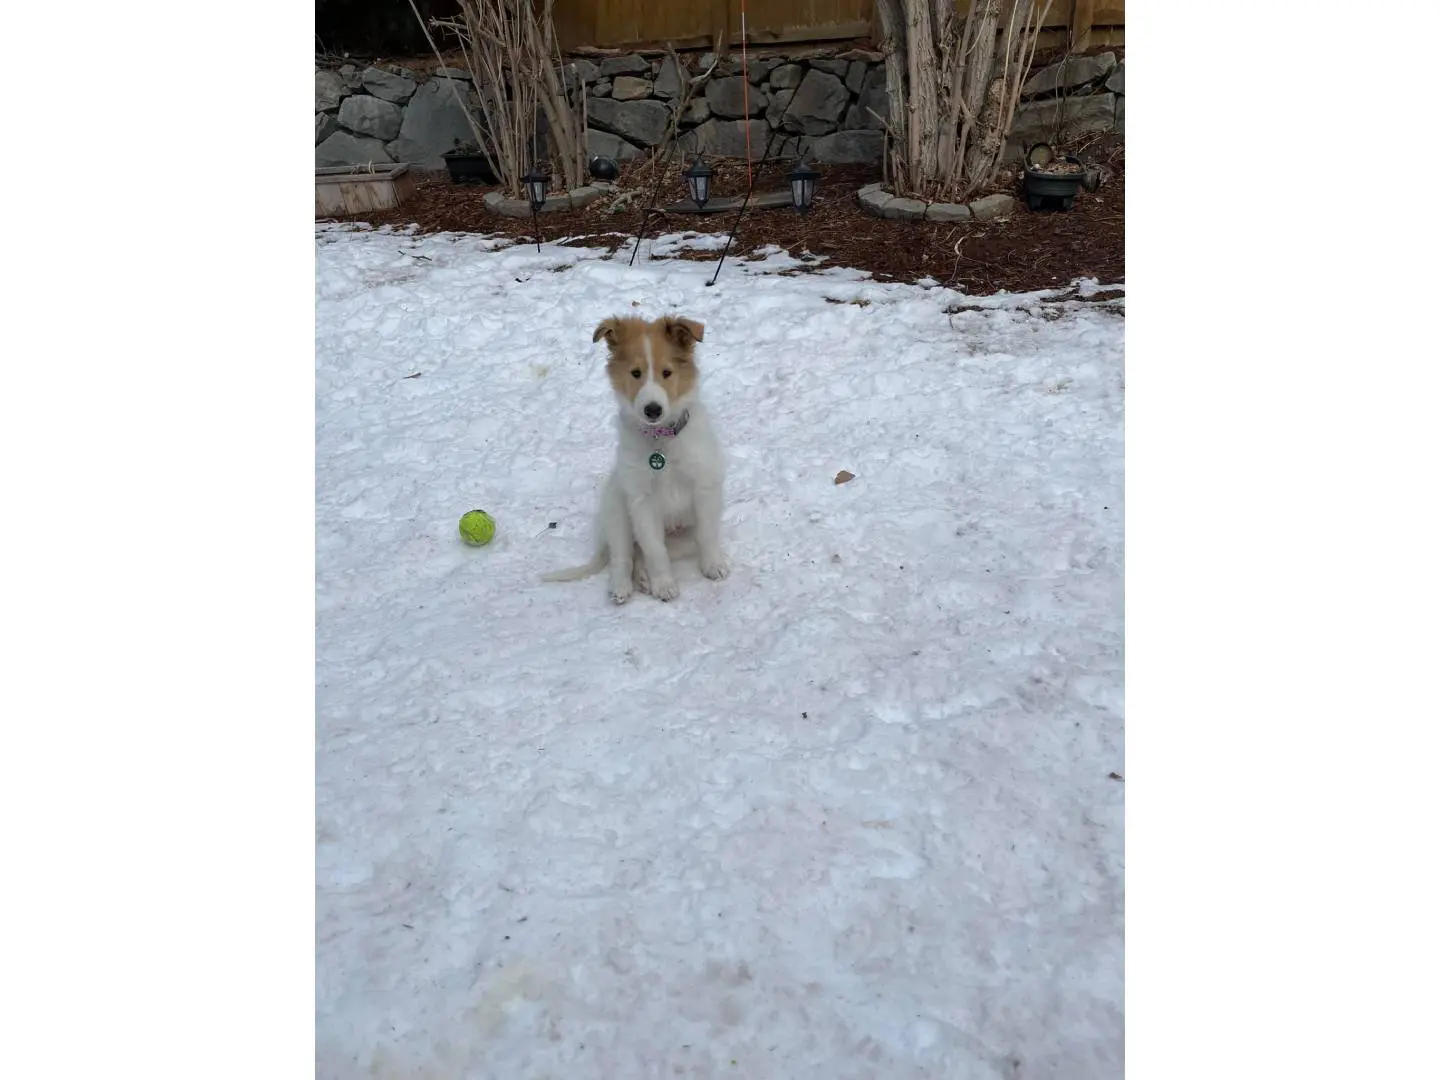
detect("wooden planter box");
top-left (315, 164), bottom-right (416, 216)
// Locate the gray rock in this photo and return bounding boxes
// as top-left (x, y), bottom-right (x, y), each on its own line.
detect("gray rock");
top-left (1009, 92), bottom-right (1117, 147)
top-left (316, 70), bottom-right (347, 112)
top-left (681, 96), bottom-right (711, 125)
top-left (587, 97), bottom-right (671, 146)
top-left (587, 128), bottom-right (641, 162)
top-left (845, 61), bottom-right (867, 94)
top-left (361, 66), bottom-right (418, 104)
top-left (699, 52), bottom-right (740, 77)
top-left (968, 193), bottom-right (1016, 220)
top-left (811, 59), bottom-right (850, 77)
top-left (1106, 62), bottom-right (1124, 94)
top-left (881, 196), bottom-right (926, 221)
top-left (707, 76), bottom-right (765, 118)
top-left (857, 185), bottom-right (892, 216)
top-left (766, 88), bottom-right (796, 130)
top-left (1021, 51), bottom-right (1116, 97)
top-left (809, 128), bottom-right (883, 164)
top-left (769, 63), bottom-right (804, 90)
top-left (339, 64), bottom-right (363, 91)
top-left (850, 86), bottom-right (889, 130)
top-left (926, 201), bottom-right (973, 222)
top-left (316, 112), bottom-right (338, 145)
top-left (612, 75), bottom-right (652, 100)
top-left (591, 79), bottom-right (612, 97)
top-left (864, 65), bottom-right (887, 92)
top-left (812, 128), bottom-right (875, 164)
top-left (600, 53), bottom-right (649, 77)
top-left (435, 66), bottom-right (471, 80)
top-left (339, 95), bottom-right (404, 141)
top-left (387, 79), bottom-right (477, 169)
top-left (693, 118), bottom-right (769, 159)
top-left (748, 57), bottom-right (780, 84)
top-left (567, 58), bottom-right (600, 84)
top-left (784, 69), bottom-right (849, 134)
top-left (316, 131), bottom-right (394, 167)
top-left (654, 54), bottom-right (684, 99)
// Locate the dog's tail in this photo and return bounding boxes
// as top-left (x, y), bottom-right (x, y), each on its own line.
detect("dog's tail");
top-left (540, 547), bottom-right (608, 583)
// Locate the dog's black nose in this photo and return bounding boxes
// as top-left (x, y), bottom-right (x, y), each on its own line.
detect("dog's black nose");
top-left (643, 403), bottom-right (663, 420)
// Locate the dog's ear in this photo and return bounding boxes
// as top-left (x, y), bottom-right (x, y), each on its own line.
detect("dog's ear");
top-left (663, 317), bottom-right (705, 346)
top-left (593, 318), bottom-right (621, 345)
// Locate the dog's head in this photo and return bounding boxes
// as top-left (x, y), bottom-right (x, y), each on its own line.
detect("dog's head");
top-left (592, 315), bottom-right (705, 426)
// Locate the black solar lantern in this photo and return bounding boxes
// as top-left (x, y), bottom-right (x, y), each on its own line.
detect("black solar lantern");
top-left (683, 154), bottom-right (714, 210)
top-left (522, 166), bottom-right (549, 213)
top-left (789, 158), bottom-right (820, 214)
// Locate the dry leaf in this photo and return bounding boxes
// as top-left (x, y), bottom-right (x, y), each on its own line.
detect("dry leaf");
top-left (834, 470), bottom-right (855, 485)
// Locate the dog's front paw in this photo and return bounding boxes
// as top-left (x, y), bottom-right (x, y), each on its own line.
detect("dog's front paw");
top-left (610, 580), bottom-right (634, 605)
top-left (700, 554), bottom-right (730, 580)
top-left (650, 576), bottom-right (680, 602)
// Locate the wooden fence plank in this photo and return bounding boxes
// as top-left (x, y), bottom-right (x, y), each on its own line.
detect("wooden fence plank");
top-left (553, 0), bottom-right (1120, 52)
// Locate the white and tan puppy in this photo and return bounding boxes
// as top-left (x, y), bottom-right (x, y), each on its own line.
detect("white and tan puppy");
top-left (542, 315), bottom-right (728, 604)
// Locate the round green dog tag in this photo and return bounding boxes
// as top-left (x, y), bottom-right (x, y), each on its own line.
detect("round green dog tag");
top-left (648, 451), bottom-right (666, 470)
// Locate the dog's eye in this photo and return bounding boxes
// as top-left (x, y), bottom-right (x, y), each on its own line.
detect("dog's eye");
top-left (662, 369), bottom-right (672, 379)
top-left (630, 369), bottom-right (642, 379)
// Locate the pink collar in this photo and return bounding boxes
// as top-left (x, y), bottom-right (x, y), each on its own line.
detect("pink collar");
top-left (637, 409), bottom-right (690, 439)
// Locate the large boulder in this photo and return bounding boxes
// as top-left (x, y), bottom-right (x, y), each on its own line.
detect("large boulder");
top-left (654, 54), bottom-right (685, 99)
top-left (388, 79), bottom-right (477, 169)
top-left (360, 66), bottom-right (418, 104)
top-left (766, 88), bottom-right (795, 130)
top-left (316, 131), bottom-right (394, 167)
top-left (844, 84), bottom-right (889, 130)
top-left (681, 96), bottom-right (711, 125)
top-left (1021, 52), bottom-right (1116, 97)
top-left (316, 70), bottom-right (347, 112)
top-left (692, 118), bottom-right (769, 159)
top-left (612, 75), bottom-right (652, 101)
top-left (316, 112), bottom-right (338, 145)
top-left (338, 95), bottom-right (404, 142)
top-left (600, 53), bottom-right (648, 77)
top-left (587, 97), bottom-right (671, 147)
top-left (784, 69), bottom-right (849, 135)
top-left (1008, 92), bottom-right (1117, 148)
top-left (707, 76), bottom-right (765, 118)
top-left (587, 128), bottom-right (641, 162)
top-left (768, 63), bottom-right (804, 90)
top-left (808, 129), bottom-right (883, 165)
top-left (566, 58), bottom-right (600, 85)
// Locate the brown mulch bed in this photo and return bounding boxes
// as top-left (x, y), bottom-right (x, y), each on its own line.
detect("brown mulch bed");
top-left (327, 136), bottom-right (1123, 295)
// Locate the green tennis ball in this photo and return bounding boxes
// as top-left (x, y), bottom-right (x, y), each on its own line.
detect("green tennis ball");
top-left (458, 509), bottom-right (496, 546)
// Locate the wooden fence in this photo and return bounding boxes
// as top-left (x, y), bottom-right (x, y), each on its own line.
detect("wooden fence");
top-left (553, 0), bottom-right (1124, 52)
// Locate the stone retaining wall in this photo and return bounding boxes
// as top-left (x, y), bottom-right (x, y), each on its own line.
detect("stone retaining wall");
top-left (315, 49), bottom-right (1125, 173)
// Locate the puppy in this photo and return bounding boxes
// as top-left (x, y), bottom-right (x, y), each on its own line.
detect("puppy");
top-left (542, 315), bottom-right (729, 604)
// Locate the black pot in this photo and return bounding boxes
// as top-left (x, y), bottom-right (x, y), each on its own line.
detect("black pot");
top-left (442, 150), bottom-right (498, 186)
top-left (1022, 143), bottom-right (1087, 211)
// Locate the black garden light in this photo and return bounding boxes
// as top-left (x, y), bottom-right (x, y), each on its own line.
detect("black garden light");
top-left (522, 166), bottom-right (549, 213)
top-left (788, 157), bottom-right (820, 214)
top-left (683, 154), bottom-right (714, 210)
top-left (522, 165), bottom-right (548, 253)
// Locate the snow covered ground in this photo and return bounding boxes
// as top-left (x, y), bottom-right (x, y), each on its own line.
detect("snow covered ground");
top-left (316, 224), bottom-right (1125, 1080)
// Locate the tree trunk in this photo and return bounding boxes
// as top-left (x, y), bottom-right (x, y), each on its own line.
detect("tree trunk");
top-left (874, 0), bottom-right (1051, 201)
